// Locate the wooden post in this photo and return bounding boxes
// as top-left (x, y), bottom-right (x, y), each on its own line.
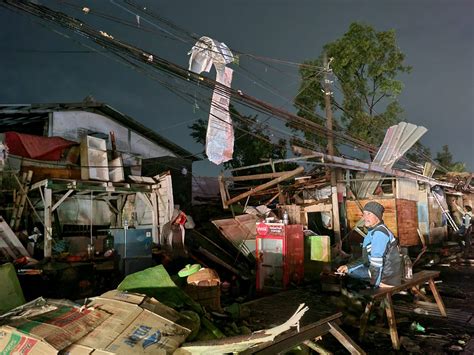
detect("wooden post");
top-left (117, 195), bottom-right (125, 227)
top-left (328, 321), bottom-right (366, 355)
top-left (218, 174), bottom-right (228, 209)
top-left (303, 340), bottom-right (333, 355)
top-left (428, 278), bottom-right (447, 317)
top-left (359, 301), bottom-right (373, 340)
top-left (43, 187), bottom-right (53, 258)
top-left (270, 159), bottom-right (285, 205)
top-left (384, 293), bottom-right (400, 350)
top-left (323, 53), bottom-right (341, 246)
top-left (150, 191), bottom-right (159, 244)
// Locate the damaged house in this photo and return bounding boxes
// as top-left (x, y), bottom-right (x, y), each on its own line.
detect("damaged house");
top-left (0, 102), bottom-right (198, 271)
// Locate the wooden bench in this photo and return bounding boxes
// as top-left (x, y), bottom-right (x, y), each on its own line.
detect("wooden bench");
top-left (359, 270), bottom-right (447, 350)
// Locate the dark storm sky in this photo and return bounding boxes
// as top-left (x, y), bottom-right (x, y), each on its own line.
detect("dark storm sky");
top-left (0, 0), bottom-right (472, 175)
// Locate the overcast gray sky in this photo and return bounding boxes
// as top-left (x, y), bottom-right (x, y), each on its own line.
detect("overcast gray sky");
top-left (0, 0), bottom-right (472, 175)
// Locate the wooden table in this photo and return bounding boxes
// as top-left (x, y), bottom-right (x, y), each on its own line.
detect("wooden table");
top-left (359, 270), bottom-right (446, 350)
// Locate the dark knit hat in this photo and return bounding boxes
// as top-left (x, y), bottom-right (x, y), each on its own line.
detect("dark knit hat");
top-left (363, 201), bottom-right (384, 221)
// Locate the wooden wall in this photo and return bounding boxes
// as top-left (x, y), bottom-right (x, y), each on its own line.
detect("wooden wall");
top-left (346, 199), bottom-right (398, 236)
top-left (396, 199), bottom-right (420, 246)
top-left (346, 198), bottom-right (419, 247)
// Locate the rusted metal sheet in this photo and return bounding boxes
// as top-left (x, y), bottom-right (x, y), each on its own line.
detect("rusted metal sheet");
top-left (211, 214), bottom-right (257, 255)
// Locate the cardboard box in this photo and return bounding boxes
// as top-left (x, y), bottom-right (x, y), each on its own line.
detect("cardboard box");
top-left (1, 291), bottom-right (190, 355)
top-left (74, 290), bottom-right (190, 354)
top-left (0, 304), bottom-right (110, 354)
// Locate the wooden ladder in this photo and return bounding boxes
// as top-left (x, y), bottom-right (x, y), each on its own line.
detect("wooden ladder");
top-left (10, 170), bottom-right (33, 231)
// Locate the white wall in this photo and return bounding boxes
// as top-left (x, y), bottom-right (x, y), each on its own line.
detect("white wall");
top-left (52, 111), bottom-right (177, 159)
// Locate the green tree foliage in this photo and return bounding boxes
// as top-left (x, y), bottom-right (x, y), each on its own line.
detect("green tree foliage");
top-left (295, 22), bottom-right (411, 146)
top-left (189, 106), bottom-right (296, 175)
top-left (435, 145), bottom-right (466, 172)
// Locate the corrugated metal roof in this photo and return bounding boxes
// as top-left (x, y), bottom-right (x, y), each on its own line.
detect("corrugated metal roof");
top-left (356, 122), bottom-right (427, 198)
top-left (0, 102), bottom-right (200, 161)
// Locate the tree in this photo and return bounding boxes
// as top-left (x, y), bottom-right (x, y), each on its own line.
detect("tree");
top-left (189, 106), bottom-right (296, 175)
top-left (294, 22), bottom-right (411, 147)
top-left (435, 145), bottom-right (466, 172)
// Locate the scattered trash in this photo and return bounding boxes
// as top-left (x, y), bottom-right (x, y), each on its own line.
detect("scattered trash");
top-left (410, 321), bottom-right (426, 332)
top-left (178, 264), bottom-right (201, 278)
top-left (400, 336), bottom-right (422, 353)
top-left (413, 307), bottom-right (429, 315)
top-left (187, 36), bottom-right (235, 165)
top-left (448, 344), bottom-right (464, 352)
top-left (82, 7), bottom-right (90, 14)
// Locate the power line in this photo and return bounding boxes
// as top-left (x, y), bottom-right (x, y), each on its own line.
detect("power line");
top-left (2, 0), bottom-right (416, 170)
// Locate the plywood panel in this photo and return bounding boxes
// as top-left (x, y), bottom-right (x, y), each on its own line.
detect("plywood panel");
top-left (346, 199), bottom-right (398, 236)
top-left (396, 199), bottom-right (419, 246)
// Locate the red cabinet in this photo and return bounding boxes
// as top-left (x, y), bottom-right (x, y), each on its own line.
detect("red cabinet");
top-left (256, 223), bottom-right (304, 292)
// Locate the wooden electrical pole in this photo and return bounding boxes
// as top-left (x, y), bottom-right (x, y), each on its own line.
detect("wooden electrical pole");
top-left (323, 53), bottom-right (342, 246)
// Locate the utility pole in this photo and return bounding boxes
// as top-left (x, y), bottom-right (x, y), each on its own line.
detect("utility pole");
top-left (323, 53), bottom-right (342, 247)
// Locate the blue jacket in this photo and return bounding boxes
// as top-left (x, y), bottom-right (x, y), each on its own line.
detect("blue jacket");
top-left (348, 222), bottom-right (402, 286)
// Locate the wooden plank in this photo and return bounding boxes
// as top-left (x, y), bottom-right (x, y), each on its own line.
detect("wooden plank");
top-left (225, 167), bottom-right (304, 207)
top-left (0, 235), bottom-right (17, 259)
top-left (303, 340), bottom-right (333, 355)
top-left (0, 217), bottom-right (29, 258)
top-left (411, 286), bottom-right (430, 302)
top-left (224, 171), bottom-right (292, 182)
top-left (362, 270), bottom-right (440, 299)
top-left (51, 189), bottom-right (74, 212)
top-left (44, 187), bottom-right (52, 258)
top-left (359, 301), bottom-right (373, 340)
top-left (385, 293), bottom-right (400, 350)
top-left (396, 198), bottom-right (419, 246)
top-left (428, 278), bottom-right (447, 317)
top-left (329, 321), bottom-right (366, 355)
top-left (150, 191), bottom-right (159, 244)
top-left (21, 165), bottom-right (80, 183)
top-left (128, 175), bottom-right (155, 184)
top-left (242, 313), bottom-right (343, 355)
top-left (10, 171), bottom-right (30, 230)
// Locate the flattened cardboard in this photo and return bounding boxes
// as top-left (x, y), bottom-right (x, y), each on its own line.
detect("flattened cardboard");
top-left (0, 326), bottom-right (57, 355)
top-left (99, 290), bottom-right (146, 305)
top-left (0, 306), bottom-right (109, 353)
top-left (105, 310), bottom-right (189, 354)
top-left (75, 299), bottom-right (142, 349)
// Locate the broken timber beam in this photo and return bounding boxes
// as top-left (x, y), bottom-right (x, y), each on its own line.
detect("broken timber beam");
top-left (222, 167), bottom-right (304, 209)
top-left (242, 313), bottom-right (365, 355)
top-left (224, 171), bottom-right (291, 182)
top-left (293, 148), bottom-right (454, 188)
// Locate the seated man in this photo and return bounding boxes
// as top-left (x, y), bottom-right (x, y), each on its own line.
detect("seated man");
top-left (337, 201), bottom-right (402, 288)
